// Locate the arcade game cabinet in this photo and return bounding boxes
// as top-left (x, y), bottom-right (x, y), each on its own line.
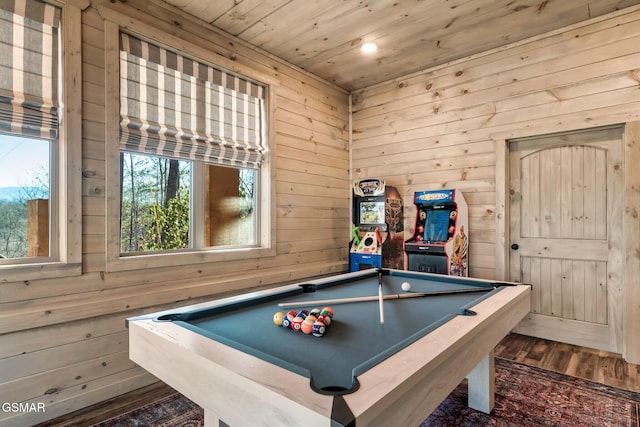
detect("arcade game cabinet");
top-left (350, 178), bottom-right (404, 271)
top-left (404, 189), bottom-right (468, 276)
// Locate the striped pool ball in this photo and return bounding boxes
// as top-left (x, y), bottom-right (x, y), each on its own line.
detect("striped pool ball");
top-left (283, 311), bottom-right (296, 329)
top-left (296, 309), bottom-right (310, 320)
top-left (321, 306), bottom-right (334, 318)
top-left (312, 321), bottom-right (326, 337)
top-left (291, 316), bottom-right (304, 331)
top-left (317, 314), bottom-right (331, 327)
top-left (309, 308), bottom-right (322, 318)
top-left (281, 316), bottom-right (292, 329)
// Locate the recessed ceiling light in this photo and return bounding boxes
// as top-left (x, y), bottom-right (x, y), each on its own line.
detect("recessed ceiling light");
top-left (361, 42), bottom-right (378, 53)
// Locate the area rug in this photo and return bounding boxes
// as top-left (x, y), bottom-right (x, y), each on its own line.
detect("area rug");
top-left (422, 358), bottom-right (640, 427)
top-left (90, 392), bottom-right (203, 427)
top-left (92, 358), bottom-right (640, 426)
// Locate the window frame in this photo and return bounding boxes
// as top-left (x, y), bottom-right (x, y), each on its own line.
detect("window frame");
top-left (104, 19), bottom-right (276, 273)
top-left (0, 0), bottom-right (83, 282)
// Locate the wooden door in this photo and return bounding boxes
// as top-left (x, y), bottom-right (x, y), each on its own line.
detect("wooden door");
top-left (509, 126), bottom-right (624, 353)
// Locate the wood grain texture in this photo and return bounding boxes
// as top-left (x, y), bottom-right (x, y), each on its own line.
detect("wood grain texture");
top-left (3, 2), bottom-right (640, 427)
top-left (0, 1), bottom-right (348, 426)
top-left (350, 7), bottom-right (640, 363)
top-left (126, 283), bottom-right (530, 426)
top-left (32, 333), bottom-right (640, 427)
top-left (156, 0), bottom-right (640, 90)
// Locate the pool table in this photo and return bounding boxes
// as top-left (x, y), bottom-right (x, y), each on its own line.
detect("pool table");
top-left (127, 268), bottom-right (530, 426)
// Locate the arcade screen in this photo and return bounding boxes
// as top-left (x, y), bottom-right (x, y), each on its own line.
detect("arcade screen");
top-left (359, 201), bottom-right (385, 226)
top-left (424, 210), bottom-right (451, 242)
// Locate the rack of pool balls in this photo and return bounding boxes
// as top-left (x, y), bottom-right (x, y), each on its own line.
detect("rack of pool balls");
top-left (273, 307), bottom-right (334, 337)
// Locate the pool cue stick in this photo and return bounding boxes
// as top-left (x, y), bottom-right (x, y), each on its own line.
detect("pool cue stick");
top-left (378, 271), bottom-right (384, 324)
top-left (277, 286), bottom-right (496, 308)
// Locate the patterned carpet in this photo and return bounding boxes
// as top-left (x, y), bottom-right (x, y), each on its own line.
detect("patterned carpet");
top-left (422, 358), bottom-right (640, 427)
top-left (92, 358), bottom-right (640, 426)
top-left (90, 394), bottom-right (203, 427)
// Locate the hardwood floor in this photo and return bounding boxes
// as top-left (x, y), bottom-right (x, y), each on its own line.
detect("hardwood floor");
top-left (496, 333), bottom-right (640, 393)
top-left (35, 333), bottom-right (640, 426)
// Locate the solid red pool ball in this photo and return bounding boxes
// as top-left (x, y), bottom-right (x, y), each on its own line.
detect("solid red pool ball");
top-left (273, 311), bottom-right (284, 326)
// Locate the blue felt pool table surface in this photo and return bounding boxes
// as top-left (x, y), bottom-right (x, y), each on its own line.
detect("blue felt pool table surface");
top-left (152, 268), bottom-right (504, 394)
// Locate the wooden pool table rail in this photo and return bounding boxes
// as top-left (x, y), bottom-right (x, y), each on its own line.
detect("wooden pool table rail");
top-left (128, 274), bottom-right (530, 426)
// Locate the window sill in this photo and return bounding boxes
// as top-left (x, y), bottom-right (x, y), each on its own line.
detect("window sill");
top-left (106, 246), bottom-right (276, 273)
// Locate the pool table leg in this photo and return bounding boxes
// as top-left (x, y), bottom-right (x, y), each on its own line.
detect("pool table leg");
top-left (466, 350), bottom-right (495, 414)
top-left (204, 408), bottom-right (229, 427)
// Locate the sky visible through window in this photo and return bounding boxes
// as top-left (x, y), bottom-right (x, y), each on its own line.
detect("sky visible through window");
top-left (0, 134), bottom-right (49, 189)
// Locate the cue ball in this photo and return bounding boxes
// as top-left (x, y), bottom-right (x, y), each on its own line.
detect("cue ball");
top-left (401, 281), bottom-right (411, 291)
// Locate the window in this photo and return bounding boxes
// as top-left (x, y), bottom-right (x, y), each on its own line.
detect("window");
top-left (0, 135), bottom-right (52, 259)
top-left (108, 31), bottom-right (272, 270)
top-left (0, 0), bottom-right (81, 279)
top-left (204, 164), bottom-right (258, 248)
top-left (120, 152), bottom-right (191, 253)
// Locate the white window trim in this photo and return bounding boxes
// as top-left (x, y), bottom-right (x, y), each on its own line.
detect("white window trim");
top-left (103, 18), bottom-right (276, 273)
top-left (0, 0), bottom-right (84, 283)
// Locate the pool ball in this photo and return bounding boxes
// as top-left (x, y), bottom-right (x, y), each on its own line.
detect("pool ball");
top-left (291, 316), bottom-right (304, 331)
top-left (273, 311), bottom-right (284, 326)
top-left (283, 312), bottom-right (296, 329)
top-left (321, 306), bottom-right (334, 318)
top-left (282, 316), bottom-right (292, 329)
top-left (301, 318), bottom-right (314, 334)
top-left (309, 308), bottom-right (322, 318)
top-left (296, 309), bottom-right (309, 320)
top-left (401, 281), bottom-right (411, 291)
top-left (312, 321), bottom-right (326, 337)
top-left (317, 314), bottom-right (331, 327)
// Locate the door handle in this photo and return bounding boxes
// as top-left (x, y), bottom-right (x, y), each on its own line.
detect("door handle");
top-left (511, 243), bottom-right (519, 250)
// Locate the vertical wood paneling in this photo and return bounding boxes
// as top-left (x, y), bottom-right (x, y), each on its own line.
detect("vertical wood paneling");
top-left (624, 121), bottom-right (640, 363)
top-left (539, 257), bottom-right (551, 315)
top-left (550, 259), bottom-right (563, 317)
top-left (594, 149), bottom-right (607, 239)
top-left (560, 147), bottom-right (573, 235)
top-left (571, 147), bottom-right (585, 239)
top-left (561, 259), bottom-right (574, 319)
top-left (583, 148), bottom-right (596, 239)
top-left (573, 260), bottom-right (586, 321)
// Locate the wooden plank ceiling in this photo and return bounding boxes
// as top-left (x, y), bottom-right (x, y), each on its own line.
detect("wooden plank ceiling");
top-left (158, 0), bottom-right (640, 91)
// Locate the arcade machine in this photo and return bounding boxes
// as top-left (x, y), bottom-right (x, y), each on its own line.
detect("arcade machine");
top-left (404, 189), bottom-right (468, 276)
top-left (349, 178), bottom-right (404, 272)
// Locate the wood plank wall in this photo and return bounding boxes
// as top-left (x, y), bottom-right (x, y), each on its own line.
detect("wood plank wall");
top-left (2, 2), bottom-right (640, 426)
top-left (350, 7), bottom-right (640, 360)
top-left (351, 7), bottom-right (640, 279)
top-left (0, 1), bottom-right (349, 425)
